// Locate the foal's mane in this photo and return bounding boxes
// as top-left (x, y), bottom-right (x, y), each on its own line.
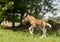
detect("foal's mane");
top-left (24, 12), bottom-right (47, 22)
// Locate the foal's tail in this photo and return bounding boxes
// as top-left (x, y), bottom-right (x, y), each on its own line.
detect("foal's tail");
top-left (46, 23), bottom-right (52, 28)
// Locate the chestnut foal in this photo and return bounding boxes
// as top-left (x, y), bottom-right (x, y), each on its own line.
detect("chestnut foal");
top-left (23, 13), bottom-right (51, 38)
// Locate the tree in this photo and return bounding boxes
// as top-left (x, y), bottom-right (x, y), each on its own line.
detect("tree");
top-left (0, 0), bottom-right (14, 18)
top-left (0, 0), bottom-right (14, 27)
top-left (0, 0), bottom-right (58, 27)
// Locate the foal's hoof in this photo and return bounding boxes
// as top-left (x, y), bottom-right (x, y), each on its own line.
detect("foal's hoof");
top-left (40, 36), bottom-right (46, 39)
top-left (41, 36), bottom-right (44, 39)
top-left (30, 34), bottom-right (33, 35)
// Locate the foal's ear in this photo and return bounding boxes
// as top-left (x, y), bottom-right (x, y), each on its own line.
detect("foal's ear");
top-left (24, 13), bottom-right (27, 17)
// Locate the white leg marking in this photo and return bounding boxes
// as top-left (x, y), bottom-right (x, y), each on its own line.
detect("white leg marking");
top-left (29, 26), bottom-right (34, 35)
top-left (41, 28), bottom-right (47, 38)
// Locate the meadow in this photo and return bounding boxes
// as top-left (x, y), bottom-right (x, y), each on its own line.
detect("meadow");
top-left (0, 26), bottom-right (60, 42)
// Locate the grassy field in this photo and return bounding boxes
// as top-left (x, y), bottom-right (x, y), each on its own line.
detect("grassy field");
top-left (0, 26), bottom-right (60, 42)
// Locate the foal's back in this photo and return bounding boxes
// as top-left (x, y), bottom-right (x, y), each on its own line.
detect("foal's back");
top-left (35, 19), bottom-right (46, 27)
top-left (29, 15), bottom-right (46, 26)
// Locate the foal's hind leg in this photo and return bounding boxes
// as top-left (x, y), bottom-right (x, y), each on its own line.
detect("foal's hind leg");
top-left (29, 26), bottom-right (34, 35)
top-left (40, 27), bottom-right (47, 38)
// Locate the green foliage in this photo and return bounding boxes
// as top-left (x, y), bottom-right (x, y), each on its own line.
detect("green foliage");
top-left (0, 0), bottom-right (14, 22)
top-left (5, 1), bottom-right (14, 10)
top-left (0, 0), bottom-right (14, 11)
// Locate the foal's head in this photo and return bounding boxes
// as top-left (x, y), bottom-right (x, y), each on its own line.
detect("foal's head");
top-left (23, 12), bottom-right (29, 22)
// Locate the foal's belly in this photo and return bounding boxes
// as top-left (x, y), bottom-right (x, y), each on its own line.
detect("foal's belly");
top-left (35, 22), bottom-right (45, 28)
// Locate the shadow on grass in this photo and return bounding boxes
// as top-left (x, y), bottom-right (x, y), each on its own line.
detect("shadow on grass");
top-left (0, 24), bottom-right (30, 32)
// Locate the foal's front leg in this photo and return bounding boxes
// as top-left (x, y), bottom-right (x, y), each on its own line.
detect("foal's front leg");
top-left (29, 26), bottom-right (34, 35)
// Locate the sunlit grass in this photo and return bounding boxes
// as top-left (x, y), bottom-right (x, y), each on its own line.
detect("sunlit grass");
top-left (0, 27), bottom-right (60, 42)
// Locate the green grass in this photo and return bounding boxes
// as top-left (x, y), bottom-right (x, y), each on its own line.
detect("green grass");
top-left (0, 27), bottom-right (60, 42)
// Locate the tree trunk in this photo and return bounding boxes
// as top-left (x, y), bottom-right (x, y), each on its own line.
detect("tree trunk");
top-left (20, 13), bottom-right (24, 25)
top-left (12, 13), bottom-right (15, 27)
